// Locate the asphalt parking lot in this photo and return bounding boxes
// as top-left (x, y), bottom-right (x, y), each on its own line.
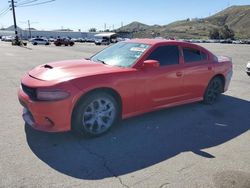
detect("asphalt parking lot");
top-left (0, 41), bottom-right (249, 188)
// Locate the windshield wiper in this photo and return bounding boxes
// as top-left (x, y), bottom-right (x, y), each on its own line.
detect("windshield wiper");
top-left (96, 59), bottom-right (107, 65)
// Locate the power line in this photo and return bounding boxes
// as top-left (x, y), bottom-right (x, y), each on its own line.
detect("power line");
top-left (17, 0), bottom-right (36, 3)
top-left (0, 7), bottom-right (10, 17)
top-left (19, 19), bottom-right (39, 38)
top-left (15, 0), bottom-right (39, 6)
top-left (16, 0), bottom-right (32, 3)
top-left (20, 20), bottom-right (38, 25)
top-left (0, 7), bottom-right (10, 15)
top-left (16, 0), bottom-right (55, 7)
top-left (5, 0), bottom-right (56, 45)
top-left (0, 6), bottom-right (10, 13)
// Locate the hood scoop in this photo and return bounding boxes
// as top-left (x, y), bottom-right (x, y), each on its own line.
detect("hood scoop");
top-left (43, 64), bottom-right (53, 69)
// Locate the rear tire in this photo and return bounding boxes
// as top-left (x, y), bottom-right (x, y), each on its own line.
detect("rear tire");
top-left (72, 92), bottom-right (119, 137)
top-left (247, 72), bottom-right (250, 76)
top-left (203, 77), bottom-right (223, 105)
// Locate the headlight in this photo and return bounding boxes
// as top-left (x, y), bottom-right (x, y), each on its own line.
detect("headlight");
top-left (36, 89), bottom-right (70, 101)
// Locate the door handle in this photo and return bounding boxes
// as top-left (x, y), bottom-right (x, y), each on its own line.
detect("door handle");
top-left (208, 66), bottom-right (212, 70)
top-left (176, 72), bottom-right (182, 77)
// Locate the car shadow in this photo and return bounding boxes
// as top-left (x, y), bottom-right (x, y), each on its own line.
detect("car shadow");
top-left (25, 95), bottom-right (250, 179)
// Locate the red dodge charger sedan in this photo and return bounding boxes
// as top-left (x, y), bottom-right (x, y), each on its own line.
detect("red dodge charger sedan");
top-left (18, 39), bottom-right (233, 136)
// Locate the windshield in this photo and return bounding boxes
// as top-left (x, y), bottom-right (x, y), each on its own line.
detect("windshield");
top-left (90, 42), bottom-right (150, 67)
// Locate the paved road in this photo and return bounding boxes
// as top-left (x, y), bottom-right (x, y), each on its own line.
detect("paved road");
top-left (0, 42), bottom-right (249, 188)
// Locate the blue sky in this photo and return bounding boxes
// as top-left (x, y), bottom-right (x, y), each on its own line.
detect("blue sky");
top-left (0, 0), bottom-right (249, 31)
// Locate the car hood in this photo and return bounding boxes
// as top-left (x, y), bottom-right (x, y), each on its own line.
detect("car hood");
top-left (28, 59), bottom-right (126, 81)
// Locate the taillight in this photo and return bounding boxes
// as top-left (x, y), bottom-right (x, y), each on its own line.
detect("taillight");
top-left (36, 89), bottom-right (70, 101)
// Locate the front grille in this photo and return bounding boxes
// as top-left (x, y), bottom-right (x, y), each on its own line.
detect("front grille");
top-left (21, 84), bottom-right (37, 100)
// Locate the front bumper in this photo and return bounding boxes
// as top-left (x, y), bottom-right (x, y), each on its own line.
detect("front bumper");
top-left (18, 88), bottom-right (72, 132)
top-left (18, 79), bottom-right (82, 132)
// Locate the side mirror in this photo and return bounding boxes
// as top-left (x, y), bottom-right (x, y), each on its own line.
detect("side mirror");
top-left (142, 60), bottom-right (160, 69)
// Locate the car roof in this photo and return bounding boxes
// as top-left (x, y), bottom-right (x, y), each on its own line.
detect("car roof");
top-left (126, 38), bottom-right (212, 54)
top-left (127, 38), bottom-right (193, 46)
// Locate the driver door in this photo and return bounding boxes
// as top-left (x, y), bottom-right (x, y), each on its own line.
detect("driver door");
top-left (136, 45), bottom-right (186, 110)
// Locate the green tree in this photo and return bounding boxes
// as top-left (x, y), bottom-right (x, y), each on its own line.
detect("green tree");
top-left (209, 25), bottom-right (235, 40)
top-left (209, 28), bottom-right (220, 39)
top-left (220, 25), bottom-right (235, 40)
top-left (89, 28), bottom-right (97, 32)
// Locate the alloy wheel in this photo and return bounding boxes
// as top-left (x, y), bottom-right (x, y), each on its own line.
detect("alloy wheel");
top-left (82, 97), bottom-right (116, 135)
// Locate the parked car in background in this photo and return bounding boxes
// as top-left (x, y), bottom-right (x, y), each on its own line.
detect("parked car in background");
top-left (48, 37), bottom-right (56, 42)
top-left (31, 38), bottom-right (50, 45)
top-left (242, 40), bottom-right (250, 44)
top-left (86, 38), bottom-right (95, 43)
top-left (232, 40), bottom-right (243, 44)
top-left (220, 39), bottom-right (233, 44)
top-left (70, 38), bottom-right (78, 42)
top-left (76, 38), bottom-right (86, 43)
top-left (117, 37), bottom-right (130, 42)
top-left (54, 38), bottom-right (74, 46)
top-left (95, 37), bottom-right (110, 45)
top-left (246, 61), bottom-right (250, 76)
top-left (18, 39), bottom-right (233, 137)
top-left (1, 36), bottom-right (14, 42)
top-left (28, 38), bottom-right (35, 42)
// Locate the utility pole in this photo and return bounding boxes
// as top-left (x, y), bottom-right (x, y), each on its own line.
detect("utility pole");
top-left (28, 20), bottom-right (31, 39)
top-left (10, 0), bottom-right (18, 42)
top-left (20, 20), bottom-right (38, 39)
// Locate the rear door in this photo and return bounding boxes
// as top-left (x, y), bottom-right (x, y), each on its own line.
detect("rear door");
top-left (180, 45), bottom-right (214, 99)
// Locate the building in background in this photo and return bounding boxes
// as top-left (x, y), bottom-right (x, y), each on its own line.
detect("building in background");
top-left (0, 25), bottom-right (132, 40)
top-left (0, 25), bottom-right (97, 40)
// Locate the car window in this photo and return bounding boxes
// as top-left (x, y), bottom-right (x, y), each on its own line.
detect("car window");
top-left (147, 45), bottom-right (179, 66)
top-left (183, 48), bottom-right (208, 63)
top-left (201, 51), bottom-right (208, 60)
top-left (91, 42), bottom-right (150, 67)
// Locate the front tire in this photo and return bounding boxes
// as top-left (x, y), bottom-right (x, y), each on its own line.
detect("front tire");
top-left (72, 92), bottom-right (119, 137)
top-left (203, 77), bottom-right (223, 105)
